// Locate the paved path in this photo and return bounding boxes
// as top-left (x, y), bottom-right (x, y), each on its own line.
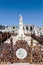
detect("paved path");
top-left (4, 35), bottom-right (32, 45)
top-left (4, 35), bottom-right (37, 46)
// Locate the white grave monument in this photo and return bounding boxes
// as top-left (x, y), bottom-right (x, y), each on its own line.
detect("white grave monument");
top-left (18, 14), bottom-right (25, 40)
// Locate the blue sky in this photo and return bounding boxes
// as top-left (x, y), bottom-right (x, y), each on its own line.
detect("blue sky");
top-left (0, 0), bottom-right (43, 26)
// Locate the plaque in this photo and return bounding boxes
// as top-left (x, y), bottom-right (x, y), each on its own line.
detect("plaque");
top-left (16, 48), bottom-right (27, 59)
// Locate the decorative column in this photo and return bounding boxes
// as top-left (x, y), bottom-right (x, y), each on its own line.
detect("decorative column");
top-left (0, 34), bottom-right (2, 45)
top-left (0, 33), bottom-right (3, 63)
top-left (10, 38), bottom-right (14, 63)
top-left (30, 35), bottom-right (33, 64)
top-left (39, 45), bottom-right (41, 62)
top-left (7, 32), bottom-right (8, 39)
